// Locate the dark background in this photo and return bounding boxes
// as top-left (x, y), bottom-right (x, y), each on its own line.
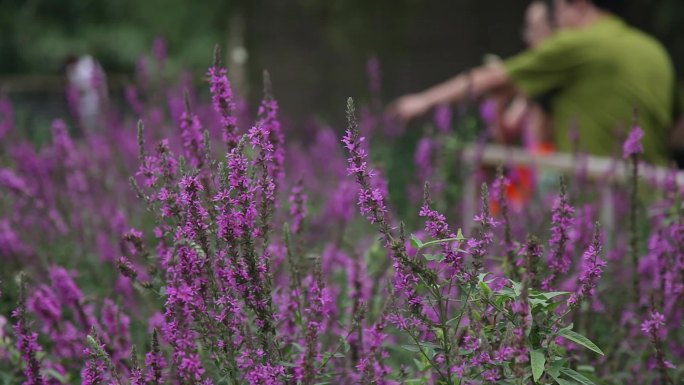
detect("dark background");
top-left (1, 0), bottom-right (682, 125)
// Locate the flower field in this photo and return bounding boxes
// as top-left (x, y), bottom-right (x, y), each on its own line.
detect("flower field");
top-left (0, 47), bottom-right (682, 385)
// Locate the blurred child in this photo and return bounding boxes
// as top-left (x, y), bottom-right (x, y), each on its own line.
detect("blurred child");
top-left (66, 55), bottom-right (108, 132)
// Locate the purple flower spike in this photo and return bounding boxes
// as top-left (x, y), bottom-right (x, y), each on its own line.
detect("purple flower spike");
top-left (420, 185), bottom-right (464, 276)
top-left (623, 125), bottom-right (644, 158)
top-left (208, 46), bottom-right (239, 149)
top-left (342, 99), bottom-right (388, 226)
top-left (641, 311), bottom-right (665, 335)
top-left (568, 225), bottom-right (605, 307)
top-left (12, 279), bottom-right (47, 385)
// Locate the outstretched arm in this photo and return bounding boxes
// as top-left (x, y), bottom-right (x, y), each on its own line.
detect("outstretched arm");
top-left (390, 64), bottom-right (512, 122)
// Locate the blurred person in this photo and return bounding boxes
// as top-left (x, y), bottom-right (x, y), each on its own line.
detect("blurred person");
top-left (500, 0), bottom-right (555, 148)
top-left (487, 1), bottom-right (556, 150)
top-left (391, 0), bottom-right (676, 164)
top-left (523, 0), bottom-right (555, 47)
top-left (474, 1), bottom-right (558, 211)
top-left (66, 55), bottom-right (108, 132)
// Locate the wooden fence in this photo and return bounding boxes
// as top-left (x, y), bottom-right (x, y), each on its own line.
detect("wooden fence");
top-left (460, 143), bottom-right (684, 235)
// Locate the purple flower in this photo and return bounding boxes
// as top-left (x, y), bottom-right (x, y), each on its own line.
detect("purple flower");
top-left (244, 362), bottom-right (285, 385)
top-left (357, 316), bottom-right (391, 384)
top-left (0, 168), bottom-right (30, 196)
top-left (356, 187), bottom-right (387, 224)
top-left (466, 185), bottom-right (498, 276)
top-left (288, 180), bottom-right (308, 234)
top-left (341, 100), bottom-right (390, 228)
top-left (414, 137), bottom-right (435, 183)
top-left (249, 122), bottom-right (278, 239)
top-left (100, 299), bottom-right (131, 362)
top-left (479, 99), bottom-right (498, 126)
top-left (419, 197), bottom-right (464, 276)
top-left (523, 236), bottom-right (543, 287)
top-left (145, 330), bottom-right (166, 384)
top-left (153, 36), bottom-right (167, 70)
top-left (12, 282), bottom-right (47, 385)
top-left (342, 123), bottom-right (387, 225)
top-left (623, 125), bottom-right (644, 158)
top-left (494, 346), bottom-right (516, 362)
top-left (257, 72), bottom-right (285, 187)
top-left (0, 219), bottom-right (33, 258)
top-left (567, 227), bottom-right (605, 307)
top-left (179, 106), bottom-right (205, 169)
top-left (208, 61), bottom-right (238, 149)
top-left (296, 268), bottom-right (330, 383)
top-left (48, 267), bottom-right (83, 305)
top-left (482, 368), bottom-right (500, 382)
top-left (27, 286), bottom-right (61, 330)
top-left (544, 180), bottom-right (574, 290)
top-left (126, 86), bottom-right (144, 115)
top-left (130, 365), bottom-right (144, 385)
top-left (641, 311), bottom-right (665, 335)
top-left (433, 104), bottom-right (452, 132)
top-left (81, 357), bottom-right (104, 385)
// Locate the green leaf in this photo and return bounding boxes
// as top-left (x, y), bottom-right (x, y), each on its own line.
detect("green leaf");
top-left (554, 378), bottom-right (576, 385)
top-left (410, 234), bottom-right (424, 249)
top-left (418, 341), bottom-right (442, 350)
top-left (420, 237), bottom-right (462, 248)
top-left (547, 300), bottom-right (564, 312)
top-left (479, 280), bottom-right (492, 297)
top-left (510, 280), bottom-right (522, 296)
top-left (423, 253), bottom-right (445, 262)
top-left (401, 344), bottom-right (421, 352)
top-left (477, 272), bottom-right (492, 283)
top-left (536, 291), bottom-right (571, 300)
top-left (530, 349), bottom-right (546, 383)
top-left (45, 368), bottom-right (68, 383)
top-left (559, 368), bottom-right (595, 385)
top-left (496, 287), bottom-right (516, 298)
top-left (456, 228), bottom-right (465, 240)
top-left (558, 329), bottom-right (604, 356)
top-left (547, 366), bottom-right (572, 385)
top-left (529, 297), bottom-right (549, 308)
top-left (446, 316), bottom-right (462, 326)
top-left (558, 323), bottom-right (574, 333)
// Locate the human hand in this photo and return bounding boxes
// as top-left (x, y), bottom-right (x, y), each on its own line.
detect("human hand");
top-left (388, 93), bottom-right (432, 122)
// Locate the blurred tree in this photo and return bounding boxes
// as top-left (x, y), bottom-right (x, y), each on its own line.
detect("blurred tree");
top-left (0, 0), bottom-right (246, 74)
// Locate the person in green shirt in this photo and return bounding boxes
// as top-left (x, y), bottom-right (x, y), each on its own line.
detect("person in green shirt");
top-left (391, 0), bottom-right (675, 164)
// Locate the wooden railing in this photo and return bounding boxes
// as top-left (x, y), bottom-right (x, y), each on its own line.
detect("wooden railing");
top-left (460, 143), bottom-right (684, 233)
top-left (0, 74), bottom-right (131, 93)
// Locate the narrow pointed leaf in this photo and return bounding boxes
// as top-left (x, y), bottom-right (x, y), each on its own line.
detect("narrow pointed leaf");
top-left (559, 368), bottom-right (596, 385)
top-left (558, 329), bottom-right (604, 356)
top-left (530, 349), bottom-right (546, 382)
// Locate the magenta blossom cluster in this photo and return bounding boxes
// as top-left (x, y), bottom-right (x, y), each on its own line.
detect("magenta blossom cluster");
top-left (419, 195), bottom-right (464, 276)
top-left (567, 227), bottom-right (605, 307)
top-left (623, 125), bottom-right (644, 158)
top-left (543, 179), bottom-right (575, 289)
top-left (208, 50), bottom-right (238, 149)
top-left (342, 115), bottom-right (387, 226)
